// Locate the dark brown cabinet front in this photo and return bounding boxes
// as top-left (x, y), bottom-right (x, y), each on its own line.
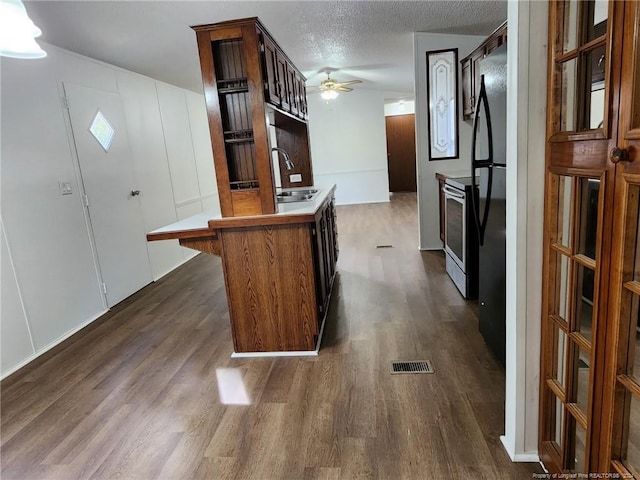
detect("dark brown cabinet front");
top-left (193, 17), bottom-right (310, 217)
top-left (313, 196), bottom-right (338, 322)
top-left (261, 34), bottom-right (281, 106)
top-left (461, 22), bottom-right (507, 121)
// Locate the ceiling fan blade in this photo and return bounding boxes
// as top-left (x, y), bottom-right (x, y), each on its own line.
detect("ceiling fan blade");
top-left (336, 86), bottom-right (353, 92)
top-left (336, 79), bottom-right (362, 86)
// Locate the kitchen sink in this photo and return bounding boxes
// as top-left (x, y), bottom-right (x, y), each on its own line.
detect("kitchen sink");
top-left (277, 189), bottom-right (318, 196)
top-left (276, 189), bottom-right (318, 203)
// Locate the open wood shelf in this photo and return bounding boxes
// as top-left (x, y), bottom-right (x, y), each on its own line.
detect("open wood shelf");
top-left (229, 181), bottom-right (259, 191)
top-left (217, 78), bottom-right (249, 94)
top-left (193, 17), bottom-right (312, 217)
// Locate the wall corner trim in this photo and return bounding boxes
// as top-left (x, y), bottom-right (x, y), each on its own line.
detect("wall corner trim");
top-left (500, 435), bottom-right (540, 463)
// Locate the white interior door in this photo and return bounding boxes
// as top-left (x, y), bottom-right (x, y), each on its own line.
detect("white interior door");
top-left (64, 82), bottom-right (152, 307)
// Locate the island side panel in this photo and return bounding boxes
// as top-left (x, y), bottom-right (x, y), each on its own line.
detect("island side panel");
top-left (219, 223), bottom-right (319, 352)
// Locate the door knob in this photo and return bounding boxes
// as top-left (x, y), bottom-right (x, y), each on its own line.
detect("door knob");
top-left (131, 190), bottom-right (140, 196)
top-left (610, 148), bottom-right (630, 164)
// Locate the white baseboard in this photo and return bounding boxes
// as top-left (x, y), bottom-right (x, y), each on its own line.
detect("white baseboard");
top-left (500, 435), bottom-right (540, 463)
top-left (336, 199), bottom-right (390, 206)
top-left (231, 350), bottom-right (318, 358)
top-left (1, 309), bottom-right (108, 380)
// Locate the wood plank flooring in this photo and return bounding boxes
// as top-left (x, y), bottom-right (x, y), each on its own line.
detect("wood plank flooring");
top-left (1, 193), bottom-right (542, 479)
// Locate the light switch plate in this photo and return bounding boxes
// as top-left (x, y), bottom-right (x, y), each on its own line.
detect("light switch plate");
top-left (289, 174), bottom-right (302, 183)
top-left (58, 181), bottom-right (73, 195)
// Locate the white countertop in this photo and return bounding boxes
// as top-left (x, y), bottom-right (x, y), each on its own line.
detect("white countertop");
top-left (148, 184), bottom-right (335, 236)
top-left (148, 211), bottom-right (220, 236)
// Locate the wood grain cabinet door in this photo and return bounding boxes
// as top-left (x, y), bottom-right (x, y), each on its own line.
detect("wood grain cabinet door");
top-left (287, 65), bottom-right (299, 116)
top-left (539, 1), bottom-right (640, 476)
top-left (276, 53), bottom-right (290, 111)
top-left (261, 34), bottom-right (281, 106)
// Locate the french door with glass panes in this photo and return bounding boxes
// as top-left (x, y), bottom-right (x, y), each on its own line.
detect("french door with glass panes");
top-left (539, 0), bottom-right (640, 476)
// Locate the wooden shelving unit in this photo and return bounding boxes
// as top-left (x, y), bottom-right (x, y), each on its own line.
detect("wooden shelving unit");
top-left (192, 17), bottom-right (314, 217)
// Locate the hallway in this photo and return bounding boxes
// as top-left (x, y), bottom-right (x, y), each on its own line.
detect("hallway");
top-left (1, 193), bottom-right (542, 479)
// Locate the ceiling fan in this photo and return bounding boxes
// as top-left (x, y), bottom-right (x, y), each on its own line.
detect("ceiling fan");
top-left (311, 71), bottom-right (362, 100)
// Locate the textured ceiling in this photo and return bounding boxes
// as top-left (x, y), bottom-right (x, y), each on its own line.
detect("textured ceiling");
top-left (24, 1), bottom-right (506, 95)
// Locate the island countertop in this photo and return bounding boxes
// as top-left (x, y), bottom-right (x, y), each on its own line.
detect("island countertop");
top-left (146, 184), bottom-right (336, 241)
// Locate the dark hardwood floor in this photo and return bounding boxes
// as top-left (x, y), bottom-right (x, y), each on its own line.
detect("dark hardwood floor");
top-left (1, 193), bottom-right (542, 479)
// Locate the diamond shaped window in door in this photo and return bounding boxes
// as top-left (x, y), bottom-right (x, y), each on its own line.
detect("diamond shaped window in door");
top-left (89, 110), bottom-right (115, 152)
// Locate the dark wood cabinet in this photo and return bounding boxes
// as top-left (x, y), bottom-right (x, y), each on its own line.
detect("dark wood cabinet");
top-left (211, 188), bottom-right (338, 353)
top-left (312, 195), bottom-right (338, 322)
top-left (192, 17), bottom-right (311, 217)
top-left (461, 21), bottom-right (507, 121)
top-left (150, 17), bottom-right (336, 356)
top-left (261, 35), bottom-right (281, 106)
top-left (275, 52), bottom-right (290, 111)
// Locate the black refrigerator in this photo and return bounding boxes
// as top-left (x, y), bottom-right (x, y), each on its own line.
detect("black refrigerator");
top-left (471, 43), bottom-right (507, 366)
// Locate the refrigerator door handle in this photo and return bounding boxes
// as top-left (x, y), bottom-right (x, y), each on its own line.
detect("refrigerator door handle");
top-left (471, 76), bottom-right (494, 167)
top-left (471, 165), bottom-right (493, 246)
top-left (471, 76), bottom-right (494, 246)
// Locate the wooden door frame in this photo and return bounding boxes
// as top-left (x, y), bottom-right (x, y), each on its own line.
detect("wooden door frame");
top-left (538, 0), bottom-right (628, 474)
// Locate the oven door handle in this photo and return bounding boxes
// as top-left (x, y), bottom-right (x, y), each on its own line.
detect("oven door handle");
top-left (442, 186), bottom-right (465, 199)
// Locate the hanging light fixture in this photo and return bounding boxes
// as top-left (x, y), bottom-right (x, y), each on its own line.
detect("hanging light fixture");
top-left (0, 0), bottom-right (47, 59)
top-left (320, 89), bottom-right (339, 101)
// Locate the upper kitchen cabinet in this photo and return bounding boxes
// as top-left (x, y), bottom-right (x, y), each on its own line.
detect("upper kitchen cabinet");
top-left (461, 21), bottom-right (507, 121)
top-left (192, 17), bottom-right (313, 217)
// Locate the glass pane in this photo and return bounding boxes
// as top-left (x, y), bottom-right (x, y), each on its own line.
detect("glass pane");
top-left (574, 347), bottom-right (590, 414)
top-left (586, 49), bottom-right (606, 129)
top-left (555, 253), bottom-right (571, 320)
top-left (575, 264), bottom-right (595, 342)
top-left (569, 417), bottom-right (588, 473)
top-left (89, 111), bottom-right (115, 152)
top-left (633, 2), bottom-right (640, 132)
top-left (623, 391), bottom-right (640, 475)
top-left (562, 0), bottom-right (579, 53)
top-left (588, 0), bottom-right (608, 43)
top-left (557, 175), bottom-right (574, 248)
top-left (625, 294), bottom-right (640, 379)
top-left (555, 394), bottom-right (565, 448)
top-left (445, 197), bottom-right (464, 262)
top-left (561, 58), bottom-right (578, 131)
top-left (556, 327), bottom-right (568, 387)
top-left (624, 186), bottom-right (640, 283)
top-left (577, 178), bottom-right (599, 258)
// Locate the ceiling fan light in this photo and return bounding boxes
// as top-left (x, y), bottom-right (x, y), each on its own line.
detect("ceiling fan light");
top-left (0, 0), bottom-right (47, 59)
top-left (321, 89), bottom-right (339, 100)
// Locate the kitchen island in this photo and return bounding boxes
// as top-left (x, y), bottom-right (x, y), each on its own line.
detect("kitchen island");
top-left (147, 185), bottom-right (338, 356)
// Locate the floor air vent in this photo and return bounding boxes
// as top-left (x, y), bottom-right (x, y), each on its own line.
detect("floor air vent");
top-left (390, 360), bottom-right (434, 374)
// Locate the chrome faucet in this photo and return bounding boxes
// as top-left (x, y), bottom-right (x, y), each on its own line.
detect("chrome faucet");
top-left (272, 147), bottom-right (295, 171)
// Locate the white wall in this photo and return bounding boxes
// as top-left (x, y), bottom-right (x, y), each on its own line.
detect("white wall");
top-left (384, 99), bottom-right (416, 116)
top-left (0, 43), bottom-right (218, 377)
top-left (307, 89), bottom-right (400, 205)
top-left (502, 0), bottom-right (547, 461)
top-left (117, 72), bottom-right (185, 279)
top-left (414, 32), bottom-right (485, 250)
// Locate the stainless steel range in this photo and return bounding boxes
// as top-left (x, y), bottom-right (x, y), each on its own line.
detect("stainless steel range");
top-left (443, 176), bottom-right (478, 299)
